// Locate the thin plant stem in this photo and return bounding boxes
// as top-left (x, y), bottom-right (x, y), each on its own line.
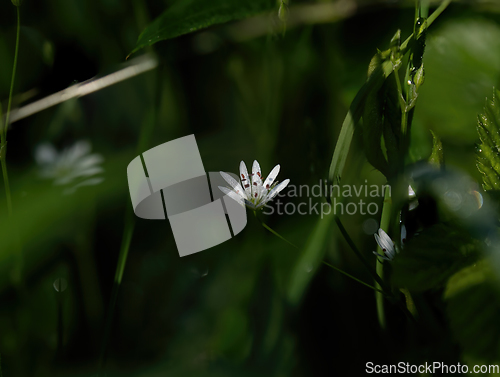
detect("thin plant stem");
top-left (421, 0), bottom-right (430, 18)
top-left (98, 209), bottom-right (135, 373)
top-left (4, 7), bottom-right (20, 137)
top-left (427, 0), bottom-right (451, 26)
top-left (260, 220), bottom-right (298, 249)
top-left (322, 261), bottom-right (386, 295)
top-left (334, 216), bottom-right (389, 292)
top-left (98, 67), bottom-right (160, 373)
top-left (0, 351), bottom-right (3, 377)
top-left (0, 7), bottom-right (20, 217)
top-left (375, 188), bottom-right (392, 330)
top-left (399, 0), bottom-right (451, 53)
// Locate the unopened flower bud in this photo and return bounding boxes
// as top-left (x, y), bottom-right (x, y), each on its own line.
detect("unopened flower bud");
top-left (414, 64), bottom-right (425, 91)
top-left (278, 1), bottom-right (289, 22)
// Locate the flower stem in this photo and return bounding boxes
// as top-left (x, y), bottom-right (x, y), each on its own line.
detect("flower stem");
top-left (0, 138), bottom-right (12, 217)
top-left (98, 63), bottom-right (160, 374)
top-left (258, 215), bottom-right (298, 249)
top-left (375, 186), bottom-right (393, 330)
top-left (4, 7), bottom-right (20, 138)
top-left (322, 261), bottom-right (387, 295)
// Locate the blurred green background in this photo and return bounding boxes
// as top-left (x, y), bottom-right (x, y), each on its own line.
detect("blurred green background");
top-left (1, 0), bottom-right (500, 375)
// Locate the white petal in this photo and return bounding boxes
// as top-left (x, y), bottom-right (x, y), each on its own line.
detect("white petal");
top-left (239, 161), bottom-right (252, 197)
top-left (374, 228), bottom-right (395, 255)
top-left (244, 199), bottom-right (257, 209)
top-left (260, 164), bottom-right (280, 200)
top-left (63, 177), bottom-right (104, 195)
top-left (409, 199), bottom-right (419, 211)
top-left (408, 185), bottom-right (416, 198)
top-left (54, 166), bottom-right (104, 185)
top-left (218, 186), bottom-right (245, 206)
top-left (251, 160), bottom-right (263, 200)
top-left (373, 251), bottom-right (391, 261)
top-left (264, 178), bottom-right (290, 203)
top-left (64, 140), bottom-right (91, 165)
top-left (74, 154), bottom-right (104, 170)
top-left (35, 143), bottom-right (58, 165)
top-left (220, 171), bottom-right (246, 199)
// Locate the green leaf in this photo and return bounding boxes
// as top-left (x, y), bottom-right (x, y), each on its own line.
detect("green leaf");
top-left (477, 88), bottom-right (500, 191)
top-left (445, 261), bottom-right (500, 362)
top-left (391, 224), bottom-right (480, 292)
top-left (130, 0), bottom-right (275, 55)
top-left (360, 68), bottom-right (402, 178)
top-left (418, 20), bottom-right (500, 143)
top-left (328, 52), bottom-right (394, 192)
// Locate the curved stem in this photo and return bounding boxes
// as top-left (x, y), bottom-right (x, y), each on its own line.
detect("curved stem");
top-left (258, 215), bottom-right (298, 249)
top-left (322, 261), bottom-right (387, 295)
top-left (0, 7), bottom-right (20, 218)
top-left (427, 0), bottom-right (451, 26)
top-left (4, 7), bottom-right (20, 139)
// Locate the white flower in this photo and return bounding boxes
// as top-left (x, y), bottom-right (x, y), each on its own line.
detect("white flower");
top-left (35, 140), bottom-right (104, 194)
top-left (373, 225), bottom-right (407, 261)
top-left (218, 160), bottom-right (290, 210)
top-left (373, 228), bottom-right (398, 261)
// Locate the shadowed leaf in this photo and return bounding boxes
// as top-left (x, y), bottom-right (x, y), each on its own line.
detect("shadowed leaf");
top-left (130, 0), bottom-right (275, 56)
top-left (445, 261), bottom-right (500, 362)
top-left (391, 224), bottom-right (480, 291)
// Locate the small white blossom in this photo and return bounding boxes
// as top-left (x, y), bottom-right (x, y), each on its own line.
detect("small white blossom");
top-left (35, 140), bottom-right (104, 194)
top-left (373, 225), bottom-right (408, 261)
top-left (219, 160), bottom-right (289, 210)
top-left (401, 224), bottom-right (407, 245)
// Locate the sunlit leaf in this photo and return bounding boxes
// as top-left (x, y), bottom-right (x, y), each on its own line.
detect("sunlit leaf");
top-left (328, 53), bottom-right (394, 194)
top-left (428, 130), bottom-right (444, 167)
top-left (477, 88), bottom-right (500, 191)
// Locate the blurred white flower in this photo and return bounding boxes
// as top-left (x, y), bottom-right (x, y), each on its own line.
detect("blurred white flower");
top-left (218, 160), bottom-right (289, 210)
top-left (35, 140), bottom-right (104, 194)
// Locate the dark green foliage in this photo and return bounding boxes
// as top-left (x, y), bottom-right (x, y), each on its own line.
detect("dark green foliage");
top-left (445, 262), bottom-right (500, 362)
top-left (131, 0), bottom-right (275, 55)
top-left (391, 224), bottom-right (480, 291)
